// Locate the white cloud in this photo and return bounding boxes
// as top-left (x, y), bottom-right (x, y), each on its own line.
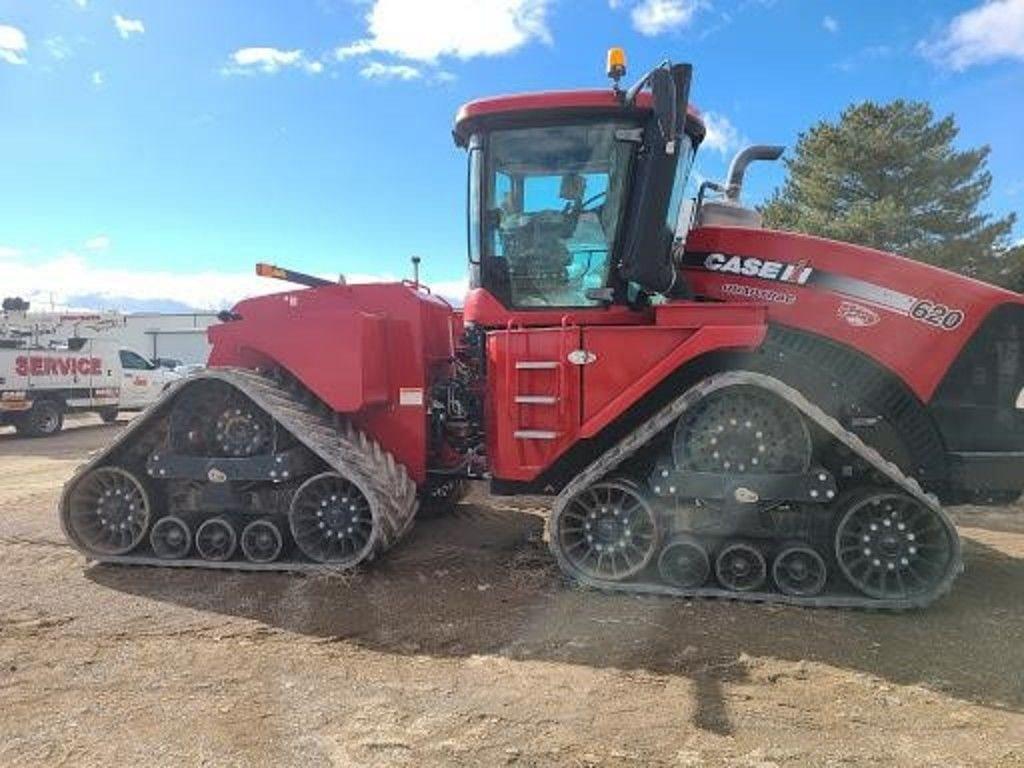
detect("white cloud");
top-left (0, 24), bottom-right (28, 66)
top-left (223, 47), bottom-right (321, 75)
top-left (429, 277), bottom-right (469, 302)
top-left (0, 245), bottom-right (22, 259)
top-left (360, 61), bottom-right (422, 80)
top-left (84, 235), bottom-right (110, 251)
top-left (91, 70), bottom-right (103, 86)
top-left (223, 47), bottom-right (324, 75)
top-left (920, 0), bottom-right (1024, 70)
top-left (72, 0), bottom-right (88, 7)
top-left (822, 15), bottom-right (839, 33)
top-left (337, 0), bottom-right (552, 63)
top-left (113, 14), bottom-right (145, 39)
top-left (631, 0), bottom-right (702, 36)
top-left (0, 248), bottom-right (465, 310)
top-left (701, 111), bottom-right (742, 155)
top-left (335, 39), bottom-right (375, 60)
top-left (45, 35), bottom-right (73, 61)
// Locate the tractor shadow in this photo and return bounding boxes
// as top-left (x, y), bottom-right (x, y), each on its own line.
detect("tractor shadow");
top-left (87, 496), bottom-right (1024, 735)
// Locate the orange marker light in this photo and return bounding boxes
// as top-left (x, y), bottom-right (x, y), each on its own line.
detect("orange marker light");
top-left (256, 263), bottom-right (287, 279)
top-left (606, 47), bottom-right (627, 82)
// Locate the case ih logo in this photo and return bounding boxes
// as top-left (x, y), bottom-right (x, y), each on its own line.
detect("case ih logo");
top-left (15, 356), bottom-right (102, 377)
top-left (703, 253), bottom-right (813, 285)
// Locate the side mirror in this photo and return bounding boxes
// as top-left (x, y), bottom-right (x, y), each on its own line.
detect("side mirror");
top-left (649, 68), bottom-right (676, 148)
top-left (649, 64), bottom-right (692, 153)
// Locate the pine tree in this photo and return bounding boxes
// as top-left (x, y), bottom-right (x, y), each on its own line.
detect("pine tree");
top-left (762, 100), bottom-right (1021, 290)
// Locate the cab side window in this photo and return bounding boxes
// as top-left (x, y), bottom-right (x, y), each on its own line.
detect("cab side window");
top-left (120, 351), bottom-right (151, 370)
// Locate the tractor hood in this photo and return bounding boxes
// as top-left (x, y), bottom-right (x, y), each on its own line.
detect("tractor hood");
top-left (680, 225), bottom-right (1024, 402)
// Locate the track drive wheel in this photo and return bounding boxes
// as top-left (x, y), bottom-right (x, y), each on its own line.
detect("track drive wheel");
top-left (657, 535), bottom-right (711, 588)
top-left (715, 542), bottom-right (768, 592)
top-left (289, 471), bottom-right (376, 566)
top-left (834, 489), bottom-right (956, 600)
top-left (552, 478), bottom-right (661, 582)
top-left (66, 467), bottom-right (150, 555)
top-left (673, 385), bottom-right (811, 474)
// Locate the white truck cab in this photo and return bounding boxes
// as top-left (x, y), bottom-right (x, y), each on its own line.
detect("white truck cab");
top-left (0, 339), bottom-right (179, 437)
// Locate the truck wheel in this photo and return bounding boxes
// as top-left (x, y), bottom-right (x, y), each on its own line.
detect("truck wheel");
top-left (99, 407), bottom-right (119, 424)
top-left (16, 400), bottom-right (64, 437)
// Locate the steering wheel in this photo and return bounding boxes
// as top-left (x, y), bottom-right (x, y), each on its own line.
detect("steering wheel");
top-left (579, 190), bottom-right (607, 212)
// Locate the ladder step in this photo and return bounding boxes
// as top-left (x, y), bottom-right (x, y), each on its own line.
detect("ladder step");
top-left (514, 430), bottom-right (559, 441)
top-left (514, 395), bottom-right (558, 405)
top-left (515, 360), bottom-right (559, 370)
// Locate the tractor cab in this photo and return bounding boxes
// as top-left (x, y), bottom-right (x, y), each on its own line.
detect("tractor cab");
top-left (454, 55), bottom-right (705, 324)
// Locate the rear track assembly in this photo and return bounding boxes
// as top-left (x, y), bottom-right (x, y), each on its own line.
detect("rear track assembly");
top-left (59, 369), bottom-right (417, 573)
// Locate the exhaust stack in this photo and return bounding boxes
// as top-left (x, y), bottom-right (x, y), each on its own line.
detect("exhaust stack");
top-left (725, 145), bottom-right (784, 202)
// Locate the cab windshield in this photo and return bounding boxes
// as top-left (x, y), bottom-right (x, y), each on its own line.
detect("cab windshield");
top-left (480, 121), bottom-right (634, 308)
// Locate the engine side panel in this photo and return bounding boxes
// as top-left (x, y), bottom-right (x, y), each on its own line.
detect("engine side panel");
top-left (681, 226), bottom-right (1023, 402)
top-left (208, 283), bottom-right (457, 483)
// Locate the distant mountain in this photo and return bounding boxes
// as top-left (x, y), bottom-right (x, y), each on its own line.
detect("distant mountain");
top-left (65, 294), bottom-right (210, 313)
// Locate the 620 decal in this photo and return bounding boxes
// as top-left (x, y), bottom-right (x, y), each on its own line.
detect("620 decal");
top-left (909, 300), bottom-right (964, 330)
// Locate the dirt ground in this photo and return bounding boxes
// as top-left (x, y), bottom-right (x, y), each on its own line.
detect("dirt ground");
top-left (0, 417), bottom-right (1022, 767)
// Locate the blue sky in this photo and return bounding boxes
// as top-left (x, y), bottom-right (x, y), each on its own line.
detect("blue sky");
top-left (1, 0), bottom-right (1022, 310)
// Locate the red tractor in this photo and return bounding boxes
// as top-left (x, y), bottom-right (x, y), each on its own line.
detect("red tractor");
top-left (60, 54), bottom-right (1024, 609)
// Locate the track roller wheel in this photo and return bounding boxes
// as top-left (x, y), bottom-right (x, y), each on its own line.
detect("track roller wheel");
top-left (195, 517), bottom-right (237, 561)
top-left (772, 545), bottom-right (827, 597)
top-left (715, 542), bottom-right (767, 592)
top-left (553, 478), bottom-right (660, 582)
top-left (150, 516), bottom-right (192, 559)
top-left (657, 535), bottom-right (711, 588)
top-left (66, 467), bottom-right (151, 555)
top-left (834, 489), bottom-right (955, 600)
top-left (289, 471), bottom-right (375, 565)
top-left (241, 519), bottom-right (284, 564)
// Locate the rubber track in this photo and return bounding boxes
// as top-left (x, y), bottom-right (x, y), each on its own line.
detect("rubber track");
top-left (548, 370), bottom-right (963, 610)
top-left (58, 368), bottom-right (418, 572)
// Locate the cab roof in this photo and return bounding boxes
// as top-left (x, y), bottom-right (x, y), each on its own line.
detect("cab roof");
top-left (453, 88), bottom-right (705, 146)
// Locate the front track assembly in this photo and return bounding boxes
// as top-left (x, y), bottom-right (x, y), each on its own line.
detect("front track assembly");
top-left (549, 371), bottom-right (962, 609)
top-left (59, 369), bottom-right (418, 572)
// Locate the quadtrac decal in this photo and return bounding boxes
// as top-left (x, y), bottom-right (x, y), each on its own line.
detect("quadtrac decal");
top-left (720, 283), bottom-right (797, 305)
top-left (682, 251), bottom-right (967, 331)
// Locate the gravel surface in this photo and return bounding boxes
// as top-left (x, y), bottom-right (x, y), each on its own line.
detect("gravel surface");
top-left (1, 416), bottom-right (1022, 767)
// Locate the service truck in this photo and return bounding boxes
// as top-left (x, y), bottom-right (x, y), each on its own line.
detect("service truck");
top-left (0, 338), bottom-right (179, 436)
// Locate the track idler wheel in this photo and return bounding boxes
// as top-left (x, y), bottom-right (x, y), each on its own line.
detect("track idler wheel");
top-left (772, 544), bottom-right (828, 597)
top-left (834, 490), bottom-right (955, 600)
top-left (715, 542), bottom-right (768, 592)
top-left (553, 478), bottom-right (661, 582)
top-left (66, 467), bottom-right (151, 555)
top-left (150, 516), bottom-right (192, 559)
top-left (241, 519), bottom-right (284, 564)
top-left (657, 535), bottom-right (710, 588)
top-left (289, 471), bottom-right (376, 566)
top-left (195, 517), bottom-right (237, 561)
